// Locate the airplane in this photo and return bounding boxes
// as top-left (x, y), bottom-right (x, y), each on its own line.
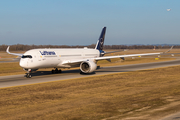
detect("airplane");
top-left (6, 27), bottom-right (172, 78)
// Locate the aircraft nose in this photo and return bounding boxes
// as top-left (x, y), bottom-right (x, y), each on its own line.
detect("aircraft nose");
top-left (19, 60), bottom-right (27, 68)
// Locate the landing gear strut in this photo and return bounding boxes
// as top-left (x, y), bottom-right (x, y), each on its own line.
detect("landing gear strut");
top-left (52, 68), bottom-right (62, 74)
top-left (24, 69), bottom-right (32, 78)
top-left (25, 73), bottom-right (32, 78)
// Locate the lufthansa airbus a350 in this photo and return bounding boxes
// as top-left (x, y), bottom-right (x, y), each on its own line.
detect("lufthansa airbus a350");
top-left (6, 27), bottom-right (171, 78)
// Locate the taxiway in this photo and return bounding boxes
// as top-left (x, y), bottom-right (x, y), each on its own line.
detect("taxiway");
top-left (0, 58), bottom-right (20, 63)
top-left (0, 59), bottom-right (180, 88)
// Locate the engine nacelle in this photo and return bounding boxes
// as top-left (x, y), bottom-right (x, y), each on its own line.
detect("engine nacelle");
top-left (80, 61), bottom-right (97, 73)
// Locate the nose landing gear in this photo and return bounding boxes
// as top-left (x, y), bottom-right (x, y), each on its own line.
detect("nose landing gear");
top-left (24, 69), bottom-right (32, 78)
top-left (25, 73), bottom-right (32, 78)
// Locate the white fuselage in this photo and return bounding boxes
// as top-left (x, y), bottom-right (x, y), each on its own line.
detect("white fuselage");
top-left (19, 48), bottom-right (100, 69)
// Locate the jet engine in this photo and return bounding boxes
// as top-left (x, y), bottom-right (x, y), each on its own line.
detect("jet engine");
top-left (80, 61), bottom-right (97, 73)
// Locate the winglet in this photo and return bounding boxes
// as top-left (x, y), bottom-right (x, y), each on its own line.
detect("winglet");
top-left (164, 46), bottom-right (173, 53)
top-left (6, 46), bottom-right (10, 54)
top-left (95, 27), bottom-right (106, 50)
top-left (6, 46), bottom-right (23, 56)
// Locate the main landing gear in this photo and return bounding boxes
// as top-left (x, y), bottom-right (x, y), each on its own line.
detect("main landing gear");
top-left (23, 68), bottom-right (61, 78)
top-left (24, 69), bottom-right (32, 78)
top-left (52, 68), bottom-right (62, 74)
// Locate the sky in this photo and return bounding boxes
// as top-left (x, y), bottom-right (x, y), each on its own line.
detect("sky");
top-left (0, 0), bottom-right (180, 45)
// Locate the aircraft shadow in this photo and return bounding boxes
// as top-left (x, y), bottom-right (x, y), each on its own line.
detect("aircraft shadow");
top-left (29, 68), bottom-right (125, 77)
top-left (30, 69), bottom-right (80, 77)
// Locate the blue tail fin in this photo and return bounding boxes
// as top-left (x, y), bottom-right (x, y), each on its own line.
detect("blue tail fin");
top-left (95, 27), bottom-right (106, 50)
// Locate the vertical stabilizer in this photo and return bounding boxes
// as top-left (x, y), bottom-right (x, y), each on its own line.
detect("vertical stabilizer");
top-left (95, 27), bottom-right (106, 50)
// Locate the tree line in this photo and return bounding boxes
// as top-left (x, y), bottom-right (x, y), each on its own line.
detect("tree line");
top-left (0, 44), bottom-right (179, 51)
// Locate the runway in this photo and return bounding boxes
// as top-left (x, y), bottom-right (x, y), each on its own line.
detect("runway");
top-left (1, 59), bottom-right (180, 88)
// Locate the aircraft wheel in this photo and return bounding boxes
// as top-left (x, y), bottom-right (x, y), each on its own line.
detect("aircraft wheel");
top-left (25, 74), bottom-right (31, 78)
top-left (52, 70), bottom-right (55, 74)
top-left (28, 75), bottom-right (32, 78)
top-left (58, 70), bottom-right (62, 73)
top-left (96, 66), bottom-right (100, 69)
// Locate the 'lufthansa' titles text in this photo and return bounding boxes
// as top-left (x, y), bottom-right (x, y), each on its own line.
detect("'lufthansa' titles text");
top-left (40, 51), bottom-right (56, 56)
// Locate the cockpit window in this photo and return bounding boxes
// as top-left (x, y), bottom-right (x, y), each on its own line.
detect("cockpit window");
top-left (22, 55), bottom-right (32, 58)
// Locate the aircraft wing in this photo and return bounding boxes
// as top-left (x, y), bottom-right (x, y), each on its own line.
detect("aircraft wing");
top-left (94, 52), bottom-right (162, 61)
top-left (6, 46), bottom-right (23, 57)
top-left (62, 52), bottom-right (162, 65)
top-left (96, 46), bottom-right (174, 61)
top-left (62, 59), bottom-right (87, 65)
top-left (59, 46), bottom-right (174, 65)
top-left (101, 49), bottom-right (127, 56)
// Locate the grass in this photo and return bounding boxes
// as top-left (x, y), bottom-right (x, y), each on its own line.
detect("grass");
top-left (1, 66), bottom-right (180, 119)
top-left (0, 62), bottom-right (23, 75)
